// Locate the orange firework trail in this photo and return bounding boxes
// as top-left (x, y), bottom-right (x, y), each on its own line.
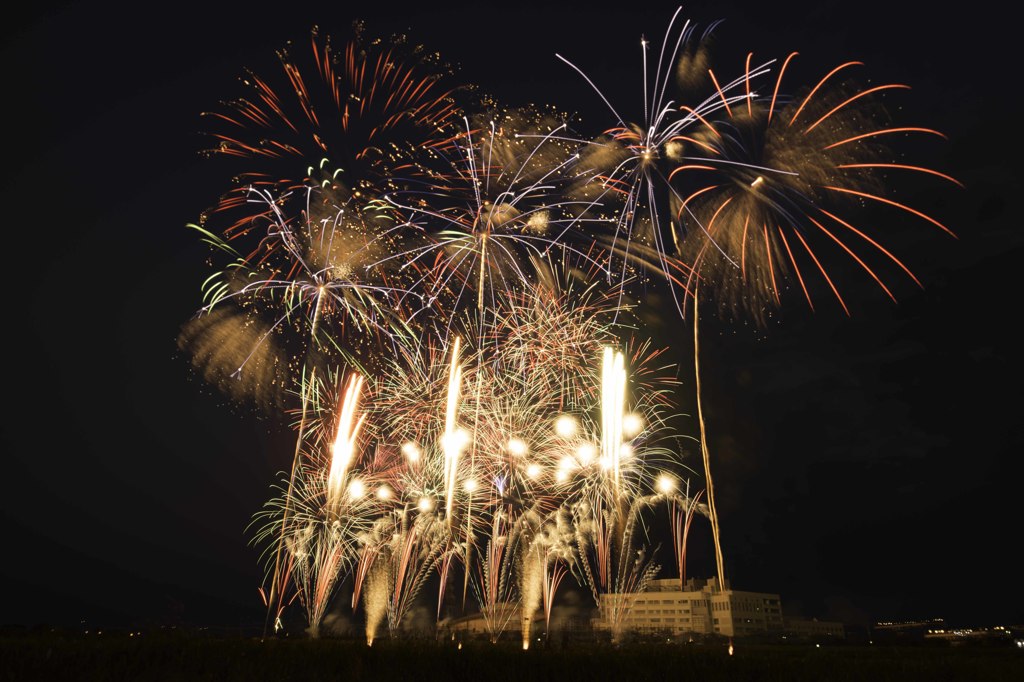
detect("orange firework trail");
top-left (201, 27), bottom-right (463, 251)
top-left (669, 53), bottom-right (957, 319)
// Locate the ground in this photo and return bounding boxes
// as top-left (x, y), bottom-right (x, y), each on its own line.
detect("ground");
top-left (2, 630), bottom-right (1020, 681)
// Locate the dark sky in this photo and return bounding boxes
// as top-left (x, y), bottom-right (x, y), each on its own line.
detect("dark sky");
top-left (2, 0), bottom-right (1020, 632)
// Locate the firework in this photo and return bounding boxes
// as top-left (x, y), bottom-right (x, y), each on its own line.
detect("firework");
top-left (563, 7), bottom-right (952, 603)
top-left (442, 336), bottom-right (464, 519)
top-left (669, 482), bottom-right (705, 589)
top-left (559, 8), bottom-right (775, 316)
top-left (376, 107), bottom-right (606, 328)
top-left (199, 185), bottom-right (422, 631)
top-left (471, 510), bottom-right (521, 643)
top-left (182, 6), bottom-right (953, 645)
top-left (250, 367), bottom-right (404, 635)
top-left (670, 53), bottom-right (957, 319)
top-left (201, 25), bottom-right (464, 245)
top-left (518, 507), bottom-right (575, 648)
top-left (242, 280), bottom-right (694, 637)
top-left (571, 495), bottom-right (661, 645)
top-left (327, 373), bottom-right (368, 511)
top-left (359, 509), bottom-right (450, 643)
top-left (182, 187), bottom-right (423, 388)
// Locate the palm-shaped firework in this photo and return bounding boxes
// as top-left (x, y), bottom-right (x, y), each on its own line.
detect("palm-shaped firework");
top-left (671, 54), bottom-right (956, 319)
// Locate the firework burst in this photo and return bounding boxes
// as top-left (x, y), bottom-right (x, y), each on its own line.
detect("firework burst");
top-left (671, 54), bottom-right (957, 320)
top-left (201, 25), bottom-right (464, 242)
top-left (376, 107), bottom-right (607, 329)
top-left (559, 8), bottom-right (776, 316)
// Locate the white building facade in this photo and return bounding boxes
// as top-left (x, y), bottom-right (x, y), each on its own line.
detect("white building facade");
top-left (595, 577), bottom-right (784, 637)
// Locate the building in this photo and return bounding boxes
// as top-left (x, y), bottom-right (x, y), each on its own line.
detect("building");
top-left (442, 580), bottom-right (849, 643)
top-left (783, 617), bottom-right (846, 640)
top-left (593, 577), bottom-right (785, 638)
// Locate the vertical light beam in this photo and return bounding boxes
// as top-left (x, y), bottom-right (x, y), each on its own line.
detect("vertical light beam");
top-left (328, 373), bottom-right (367, 509)
top-left (601, 347), bottom-right (627, 495)
top-left (443, 337), bottom-right (464, 518)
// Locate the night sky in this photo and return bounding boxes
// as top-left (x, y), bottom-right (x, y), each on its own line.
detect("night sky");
top-left (3, 0), bottom-right (1020, 632)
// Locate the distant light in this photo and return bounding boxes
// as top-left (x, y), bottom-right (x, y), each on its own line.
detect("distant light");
top-left (751, 176), bottom-right (765, 188)
top-left (656, 474), bottom-right (675, 495)
top-left (620, 443), bottom-right (634, 459)
top-left (554, 415), bottom-right (577, 438)
top-left (402, 442), bottom-right (421, 462)
top-left (622, 413), bottom-right (644, 438)
top-left (376, 486), bottom-right (392, 501)
top-left (576, 443), bottom-right (596, 465)
top-left (348, 479), bottom-right (365, 499)
top-left (508, 438), bottom-right (528, 456)
top-left (526, 463), bottom-right (542, 479)
top-left (555, 469), bottom-right (569, 483)
top-left (444, 429), bottom-right (471, 452)
top-left (463, 478), bottom-right (478, 493)
top-left (418, 496), bottom-right (434, 512)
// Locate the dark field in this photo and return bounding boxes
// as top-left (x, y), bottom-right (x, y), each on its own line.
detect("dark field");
top-left (2, 632), bottom-right (1020, 681)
